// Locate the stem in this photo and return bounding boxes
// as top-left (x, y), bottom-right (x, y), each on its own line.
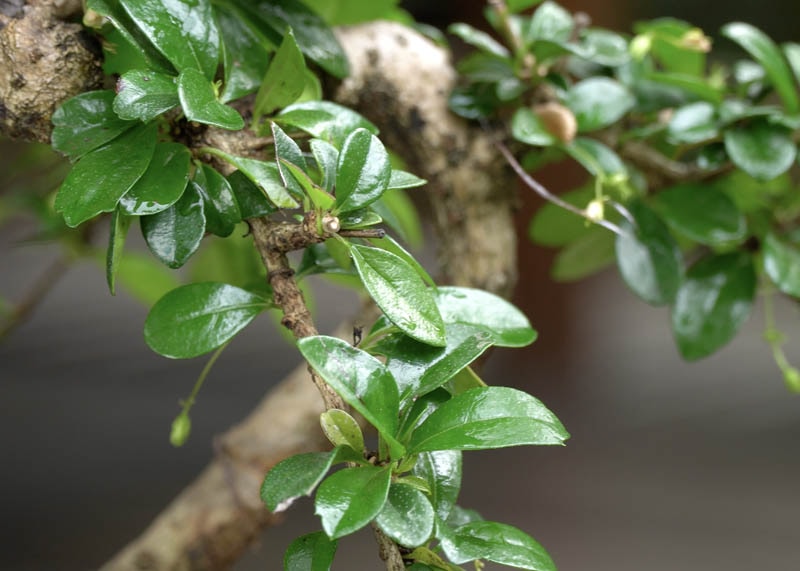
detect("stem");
top-left (371, 523), bottom-right (406, 571)
top-left (181, 342), bottom-right (229, 413)
top-left (0, 256), bottom-right (70, 340)
top-left (761, 284), bottom-right (800, 391)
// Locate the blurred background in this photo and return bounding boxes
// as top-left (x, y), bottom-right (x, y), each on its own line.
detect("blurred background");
top-left (1, 1), bottom-right (799, 570)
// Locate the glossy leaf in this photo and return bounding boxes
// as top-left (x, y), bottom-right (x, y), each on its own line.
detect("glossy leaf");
top-left (106, 206), bottom-right (131, 296)
top-left (551, 225), bottom-right (616, 281)
top-left (580, 28), bottom-right (630, 66)
top-left (282, 160), bottom-right (335, 209)
top-left (722, 22), bottom-right (800, 114)
top-left (387, 170), bottom-right (427, 190)
top-left (653, 183), bottom-right (746, 246)
top-left (511, 108), bottom-right (556, 147)
top-left (145, 282), bottom-right (270, 359)
top-left (724, 120), bottom-right (796, 181)
top-left (212, 150), bottom-right (298, 208)
top-left (51, 91), bottom-right (136, 160)
top-left (284, 532), bottom-right (337, 571)
top-left (644, 71), bottom-right (723, 104)
top-left (272, 122), bottom-right (307, 198)
top-left (667, 102), bottom-right (718, 144)
top-left (113, 69), bottom-right (179, 122)
top-left (297, 336), bottom-right (403, 455)
top-left (261, 450), bottom-right (338, 512)
top-left (565, 78), bottom-right (635, 132)
top-left (408, 387), bottom-right (568, 453)
top-left (615, 201), bottom-right (682, 306)
top-left (368, 235), bottom-right (435, 288)
top-left (119, 142), bottom-right (191, 215)
top-left (440, 521), bottom-right (555, 570)
top-left (276, 101), bottom-right (378, 147)
top-left (350, 245), bottom-right (446, 347)
top-left (320, 409), bottom-right (365, 453)
top-left (763, 233), bottom-right (800, 297)
top-left (140, 183), bottom-right (206, 268)
top-left (55, 123), bottom-right (157, 227)
top-left (119, 0), bottom-right (219, 80)
top-left (375, 483), bottom-right (435, 548)
top-left (672, 252), bottom-right (757, 360)
top-left (399, 389), bottom-right (451, 442)
top-left (255, 28), bottom-right (306, 119)
top-left (334, 129), bottom-right (392, 213)
top-left (340, 210), bottom-right (382, 229)
top-left (216, 4), bottom-right (271, 103)
top-left (529, 184), bottom-right (594, 246)
top-left (412, 450), bottom-right (462, 521)
top-left (784, 42), bottom-right (800, 86)
top-left (562, 137), bottom-right (627, 177)
top-left (310, 139), bottom-right (339, 192)
top-left (195, 165), bottom-right (241, 237)
top-left (449, 23), bottom-right (509, 57)
top-left (315, 466), bottom-right (391, 539)
top-left (525, 1), bottom-right (573, 45)
top-left (178, 68), bottom-right (244, 130)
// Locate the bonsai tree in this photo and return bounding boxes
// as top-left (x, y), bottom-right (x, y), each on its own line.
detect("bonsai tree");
top-left (1, 1), bottom-right (798, 570)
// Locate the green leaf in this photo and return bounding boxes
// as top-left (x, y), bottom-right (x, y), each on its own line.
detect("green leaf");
top-left (412, 450), bottom-right (462, 521)
top-left (178, 68), bottom-right (244, 130)
top-left (119, 142), bottom-right (191, 216)
top-left (55, 122), bottom-right (157, 227)
top-left (227, 171), bottom-right (276, 219)
top-left (297, 336), bottom-right (402, 454)
top-left (440, 521), bottom-right (555, 570)
top-left (565, 77), bottom-right (635, 132)
top-left (671, 252), bottom-right (757, 360)
top-left (145, 282), bottom-right (270, 359)
top-left (140, 182), bottom-right (207, 268)
top-left (763, 233), bottom-right (800, 297)
top-left (261, 450), bottom-right (338, 512)
top-left (255, 28), bottom-right (306, 120)
top-left (525, 1), bottom-right (573, 46)
top-left (310, 139), bottom-right (339, 192)
top-left (119, 0), bottom-right (219, 80)
top-left (408, 387), bottom-right (568, 453)
top-left (113, 251), bottom-right (181, 306)
top-left (272, 122), bottom-right (307, 197)
top-left (333, 129), bottom-right (392, 214)
top-left (387, 170), bottom-right (427, 190)
top-left (314, 466), bottom-right (391, 539)
top-left (51, 90), bottom-right (136, 160)
top-left (579, 28), bottom-right (630, 66)
top-left (529, 184), bottom-right (594, 247)
top-left (105, 206), bottom-right (131, 296)
top-left (211, 150), bottom-right (299, 208)
top-left (340, 210), bottom-right (382, 229)
top-left (113, 69), bottom-right (179, 122)
top-left (448, 23), bottom-right (510, 58)
top-left (724, 120), bottom-right (797, 181)
top-left (216, 4), bottom-right (272, 103)
top-left (635, 18), bottom-right (705, 76)
top-left (350, 245), bottom-right (446, 347)
top-left (284, 532), bottom-right (337, 571)
top-left (276, 101), bottom-right (378, 147)
top-left (615, 201), bottom-right (682, 306)
top-left (195, 164), bottom-right (241, 237)
top-left (511, 107), bottom-right (556, 147)
top-left (644, 71), bottom-right (723, 104)
top-left (722, 22), bottom-right (800, 114)
top-left (652, 183), bottom-right (746, 247)
top-left (368, 235), bottom-right (436, 288)
top-left (784, 42), bottom-right (800, 86)
top-left (667, 102), bottom-right (719, 144)
top-left (281, 160), bottom-right (335, 209)
top-left (320, 409), bottom-right (365, 453)
top-left (551, 225), bottom-right (616, 281)
top-left (562, 137), bottom-right (627, 177)
top-left (375, 483), bottom-right (435, 548)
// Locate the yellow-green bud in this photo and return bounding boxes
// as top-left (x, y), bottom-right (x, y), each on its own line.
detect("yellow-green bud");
top-left (170, 413), bottom-right (192, 447)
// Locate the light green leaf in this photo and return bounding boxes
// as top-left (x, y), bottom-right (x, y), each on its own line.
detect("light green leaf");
top-left (551, 225), bottom-right (616, 281)
top-left (511, 107), bottom-right (556, 147)
top-left (565, 77), bottom-right (635, 132)
top-left (310, 139), bottom-right (339, 192)
top-left (375, 483), bottom-right (435, 548)
top-left (783, 42), bottom-right (800, 87)
top-left (763, 233), bottom-right (800, 297)
top-left (412, 450), bottom-right (462, 521)
top-left (178, 68), bottom-right (244, 130)
top-left (255, 28), bottom-right (306, 120)
top-left (440, 521), bottom-right (556, 570)
top-left (140, 182), bottom-right (206, 269)
top-left (562, 137), bottom-right (627, 177)
top-left (283, 532), bottom-right (337, 571)
top-left (315, 466), bottom-right (391, 539)
top-left (724, 120), bottom-right (797, 181)
top-left (334, 129), bottom-right (392, 213)
top-left (320, 409), bottom-right (365, 453)
top-left (529, 183), bottom-right (595, 247)
top-left (525, 1), bottom-right (573, 45)
top-left (667, 102), bottom-right (719, 144)
top-left (579, 28), bottom-right (630, 66)
top-left (276, 101), bottom-right (378, 147)
top-left (106, 206), bottom-right (131, 296)
top-left (211, 150), bottom-right (299, 208)
top-left (113, 69), bottom-right (179, 121)
top-left (188, 230), bottom-right (265, 289)
top-left (261, 450), bottom-right (338, 512)
top-left (387, 170), bottom-right (426, 190)
top-left (119, 142), bottom-right (191, 216)
top-left (448, 23), bottom-right (510, 58)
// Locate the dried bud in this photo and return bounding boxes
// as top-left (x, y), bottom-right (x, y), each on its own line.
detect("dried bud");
top-left (680, 29), bottom-right (712, 53)
top-left (533, 102), bottom-right (577, 143)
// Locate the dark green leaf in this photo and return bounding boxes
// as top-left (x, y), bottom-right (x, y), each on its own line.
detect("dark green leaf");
top-left (351, 245), bottom-right (446, 347)
top-left (667, 102), bottom-right (719, 144)
top-left (440, 521), bottom-right (555, 571)
top-left (145, 282), bottom-right (270, 359)
top-left (763, 233), bottom-right (800, 297)
top-left (227, 171), bottom-right (276, 218)
top-left (334, 129), bottom-right (392, 213)
top-left (276, 101), bottom-right (378, 147)
top-left (339, 210), bottom-right (382, 229)
top-left (51, 90), bottom-right (136, 160)
top-left (314, 466), bottom-right (391, 539)
top-left (140, 182), bottom-right (206, 268)
top-left (55, 122), bottom-right (157, 227)
top-left (398, 389), bottom-right (450, 442)
top-left (615, 201), bottom-right (682, 306)
top-left (565, 77), bottom-right (635, 132)
top-left (653, 183), bottom-right (746, 246)
top-left (562, 137), bottom-right (627, 177)
top-left (284, 532), bottom-right (337, 571)
top-left (112, 251), bottom-right (181, 306)
top-left (272, 122), bottom-right (307, 197)
top-left (212, 150), bottom-right (299, 208)
top-left (448, 23), bottom-right (509, 57)
top-left (525, 1), bottom-right (573, 46)
top-left (320, 409), bottom-right (365, 453)
top-left (408, 386), bottom-right (568, 453)
top-left (724, 120), bottom-right (796, 181)
top-left (119, 142), bottom-right (191, 215)
top-left (178, 68), bottom-right (244, 130)
top-left (375, 483), bottom-right (435, 548)
top-left (722, 22), bottom-right (800, 114)
top-left (99, 25), bottom-right (149, 76)
top-left (195, 164), bottom-right (241, 237)
top-left (511, 107), bottom-right (557, 147)
top-left (529, 184), bottom-right (594, 246)
top-left (672, 252), bottom-right (757, 360)
top-left (113, 69), bottom-right (179, 122)
top-left (119, 0), bottom-right (219, 80)
top-left (216, 4), bottom-right (271, 103)
top-left (255, 28), bottom-right (306, 119)
top-left (551, 225), bottom-right (616, 281)
top-left (412, 450), bottom-right (462, 521)
top-left (261, 450), bottom-right (338, 512)
top-left (310, 139), bottom-right (339, 192)
top-left (106, 206), bottom-right (131, 295)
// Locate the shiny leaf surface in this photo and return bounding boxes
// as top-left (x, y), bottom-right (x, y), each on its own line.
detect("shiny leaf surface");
top-left (763, 233), bottom-right (800, 297)
top-left (113, 69), bottom-right (179, 121)
top-left (724, 120), bottom-right (797, 181)
top-left (562, 137), bottom-right (627, 177)
top-left (216, 4), bottom-right (271, 103)
top-left (255, 28), bottom-right (306, 119)
top-left (213, 151), bottom-right (298, 208)
top-left (375, 483), bottom-right (435, 548)
top-left (195, 164), bottom-right (241, 237)
top-left (387, 170), bottom-right (427, 190)
top-left (261, 450), bottom-right (338, 512)
top-left (320, 409), bottom-right (365, 453)
top-left (276, 101), bottom-right (378, 147)
top-left (511, 107), bottom-right (557, 147)
top-left (178, 68), bottom-right (244, 130)
top-left (565, 77), bottom-right (635, 132)
top-left (140, 182), bottom-right (206, 268)
top-left (227, 171), bottom-right (276, 219)
top-left (334, 129), bottom-right (392, 213)
top-left (440, 521), bottom-right (555, 570)
top-left (653, 183), bottom-right (746, 246)
top-left (315, 466), bottom-right (391, 539)
top-left (412, 450), bottom-right (462, 521)
top-left (667, 102), bottom-right (718, 144)
top-left (284, 532), bottom-right (337, 571)
top-left (119, 142), bottom-right (191, 215)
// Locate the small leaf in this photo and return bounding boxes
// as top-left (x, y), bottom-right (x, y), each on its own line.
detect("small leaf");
top-left (106, 206), bottom-right (131, 296)
top-left (261, 450), bottom-right (338, 512)
top-left (315, 466), bottom-right (391, 539)
top-left (281, 160), bottom-right (335, 209)
top-left (667, 102), bottom-right (719, 144)
top-left (565, 77), bottom-right (635, 132)
top-left (529, 183), bottom-right (595, 247)
top-left (114, 69), bottom-right (179, 122)
top-left (440, 521), bottom-right (556, 571)
top-left (141, 183), bottom-right (206, 269)
top-left (375, 483), bottom-right (435, 548)
top-left (562, 137), bottom-right (627, 177)
top-left (387, 170), bottom-right (427, 190)
top-left (216, 4), bottom-right (271, 103)
top-left (212, 150), bottom-right (299, 208)
top-left (320, 409), bottom-right (365, 453)
top-left (255, 28), bottom-right (306, 119)
top-left (178, 68), bottom-right (244, 130)
top-left (412, 450), bottom-right (462, 521)
top-left (551, 225), bottom-right (616, 282)
top-left (276, 101), bottom-right (378, 147)
top-left (511, 107), bottom-right (557, 147)
top-left (272, 122), bottom-right (308, 198)
top-left (51, 90), bottom-right (136, 160)
top-left (55, 122), bottom-right (157, 227)
top-left (351, 245), bottom-right (446, 347)
top-left (145, 282), bottom-right (271, 358)
top-left (671, 252), bottom-right (757, 360)
top-left (579, 28), bottom-right (630, 66)
top-left (448, 23), bottom-right (510, 58)
top-left (284, 532), bottom-right (337, 571)
top-left (724, 120), bottom-right (797, 181)
top-left (525, 1), bottom-right (573, 45)
top-left (615, 201), bottom-right (682, 306)
top-left (310, 139), bottom-right (339, 192)
top-left (119, 142), bottom-right (191, 216)
top-left (408, 387), bottom-right (568, 453)
top-left (334, 129), bottom-right (392, 214)
top-left (340, 210), bottom-right (382, 229)
top-left (195, 164), bottom-right (241, 237)
top-left (763, 233), bottom-right (800, 297)
top-left (227, 171), bottom-right (276, 219)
